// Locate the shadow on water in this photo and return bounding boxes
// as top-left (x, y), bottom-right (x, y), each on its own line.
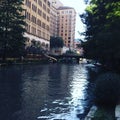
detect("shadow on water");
top-left (0, 66), bottom-right (23, 120)
top-left (0, 64), bottom-right (100, 120)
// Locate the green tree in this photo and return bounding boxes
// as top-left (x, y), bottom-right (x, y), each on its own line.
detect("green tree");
top-left (0, 0), bottom-right (26, 60)
top-left (26, 40), bottom-right (44, 54)
top-left (50, 36), bottom-right (64, 49)
top-left (81, 0), bottom-right (120, 68)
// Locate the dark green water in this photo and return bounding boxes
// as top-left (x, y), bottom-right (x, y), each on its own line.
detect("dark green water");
top-left (0, 64), bottom-right (98, 120)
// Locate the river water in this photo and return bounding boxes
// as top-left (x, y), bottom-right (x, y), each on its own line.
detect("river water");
top-left (0, 64), bottom-right (98, 120)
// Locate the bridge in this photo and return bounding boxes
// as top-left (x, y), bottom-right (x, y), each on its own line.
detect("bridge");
top-left (48, 54), bottom-right (84, 63)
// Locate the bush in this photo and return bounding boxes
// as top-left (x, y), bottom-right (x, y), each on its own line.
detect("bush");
top-left (94, 73), bottom-right (120, 107)
top-left (93, 107), bottom-right (115, 120)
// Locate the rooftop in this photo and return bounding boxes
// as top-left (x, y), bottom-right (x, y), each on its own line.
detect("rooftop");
top-left (57, 6), bottom-right (74, 10)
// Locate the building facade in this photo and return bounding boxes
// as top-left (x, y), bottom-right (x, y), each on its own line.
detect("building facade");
top-left (49, 0), bottom-right (63, 9)
top-left (57, 7), bottom-right (76, 48)
top-left (23, 0), bottom-right (76, 51)
top-left (49, 2), bottom-right (58, 37)
top-left (49, 0), bottom-right (63, 37)
top-left (23, 0), bottom-right (51, 50)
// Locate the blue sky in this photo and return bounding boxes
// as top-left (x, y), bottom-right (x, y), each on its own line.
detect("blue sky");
top-left (60, 0), bottom-right (87, 39)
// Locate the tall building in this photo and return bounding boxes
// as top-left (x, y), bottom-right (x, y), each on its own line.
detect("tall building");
top-left (23, 0), bottom-right (51, 50)
top-left (49, 0), bottom-right (63, 37)
top-left (49, 1), bottom-right (58, 37)
top-left (49, 0), bottom-right (63, 9)
top-left (57, 6), bottom-right (76, 48)
top-left (23, 0), bottom-right (76, 50)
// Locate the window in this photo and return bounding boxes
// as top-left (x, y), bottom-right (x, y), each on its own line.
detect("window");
top-left (26, 12), bottom-right (30, 20)
top-left (37, 30), bottom-right (41, 37)
top-left (37, 19), bottom-right (41, 26)
top-left (43, 12), bottom-right (46, 19)
top-left (47, 1), bottom-right (50, 7)
top-left (38, 9), bottom-right (42, 16)
top-left (42, 22), bottom-right (45, 29)
top-left (32, 4), bottom-right (37, 12)
top-left (25, 0), bottom-right (31, 8)
top-left (65, 11), bottom-right (68, 14)
top-left (69, 11), bottom-right (72, 14)
top-left (31, 15), bottom-right (36, 24)
top-left (43, 32), bottom-right (45, 38)
top-left (46, 25), bottom-right (49, 31)
top-left (47, 8), bottom-right (50, 13)
top-left (68, 37), bottom-right (71, 39)
top-left (31, 27), bottom-right (36, 35)
top-left (38, 0), bottom-right (42, 7)
top-left (47, 16), bottom-right (49, 22)
top-left (43, 4), bottom-right (46, 11)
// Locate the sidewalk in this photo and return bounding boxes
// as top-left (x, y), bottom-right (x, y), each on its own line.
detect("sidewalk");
top-left (84, 106), bottom-right (97, 120)
top-left (115, 105), bottom-right (120, 120)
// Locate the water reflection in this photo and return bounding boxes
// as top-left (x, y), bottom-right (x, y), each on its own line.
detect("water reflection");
top-left (0, 66), bottom-right (22, 120)
top-left (0, 64), bottom-right (97, 120)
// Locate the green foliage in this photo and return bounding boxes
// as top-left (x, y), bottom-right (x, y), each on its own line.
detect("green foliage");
top-left (0, 0), bottom-right (26, 59)
top-left (94, 108), bottom-right (106, 120)
top-left (93, 107), bottom-right (115, 120)
top-left (50, 36), bottom-right (64, 48)
top-left (26, 40), bottom-right (44, 54)
top-left (94, 73), bottom-right (120, 107)
top-left (81, 0), bottom-right (120, 69)
top-left (65, 50), bottom-right (76, 55)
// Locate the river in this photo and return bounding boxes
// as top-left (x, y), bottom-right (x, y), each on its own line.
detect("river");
top-left (0, 63), bottom-right (99, 120)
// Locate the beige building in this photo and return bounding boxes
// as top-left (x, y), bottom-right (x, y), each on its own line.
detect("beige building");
top-left (23, 0), bottom-right (51, 50)
top-left (49, 0), bottom-right (63, 9)
top-left (49, 0), bottom-right (63, 37)
top-left (49, 1), bottom-right (58, 37)
top-left (23, 0), bottom-right (76, 52)
top-left (57, 6), bottom-right (76, 48)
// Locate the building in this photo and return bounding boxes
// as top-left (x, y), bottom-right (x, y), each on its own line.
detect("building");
top-left (23, 0), bottom-right (51, 50)
top-left (49, 0), bottom-right (63, 9)
top-left (49, 1), bottom-right (58, 37)
top-left (23, 0), bottom-right (76, 53)
top-left (49, 0), bottom-right (63, 37)
top-left (57, 6), bottom-right (76, 48)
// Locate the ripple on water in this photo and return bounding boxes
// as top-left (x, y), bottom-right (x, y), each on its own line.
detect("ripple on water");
top-left (0, 64), bottom-right (96, 120)
top-left (36, 64), bottom-right (94, 120)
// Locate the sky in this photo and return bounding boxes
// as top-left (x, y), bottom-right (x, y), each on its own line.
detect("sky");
top-left (60, 0), bottom-right (87, 40)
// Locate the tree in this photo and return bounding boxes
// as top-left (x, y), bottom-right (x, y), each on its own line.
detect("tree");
top-left (0, 0), bottom-right (26, 60)
top-left (26, 40), bottom-right (44, 55)
top-left (50, 36), bottom-right (64, 49)
top-left (81, 0), bottom-right (120, 68)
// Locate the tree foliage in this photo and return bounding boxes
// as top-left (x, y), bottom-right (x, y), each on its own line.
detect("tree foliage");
top-left (50, 36), bottom-right (64, 48)
top-left (0, 0), bottom-right (26, 60)
top-left (26, 40), bottom-right (45, 55)
top-left (81, 0), bottom-right (120, 68)
top-left (94, 73), bottom-right (120, 106)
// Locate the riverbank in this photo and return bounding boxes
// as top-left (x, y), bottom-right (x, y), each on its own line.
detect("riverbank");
top-left (0, 57), bottom-right (79, 66)
top-left (0, 58), bottom-right (54, 66)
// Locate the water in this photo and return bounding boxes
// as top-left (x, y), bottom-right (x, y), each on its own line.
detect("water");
top-left (0, 64), bottom-right (98, 120)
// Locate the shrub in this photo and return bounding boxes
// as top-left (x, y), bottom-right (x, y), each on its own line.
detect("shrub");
top-left (93, 107), bottom-right (115, 120)
top-left (94, 73), bottom-right (120, 107)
